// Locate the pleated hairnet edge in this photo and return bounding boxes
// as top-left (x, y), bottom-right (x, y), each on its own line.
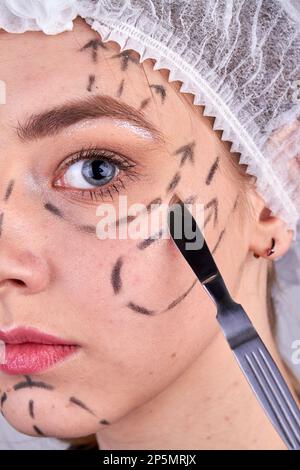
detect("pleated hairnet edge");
top-left (84, 15), bottom-right (299, 245)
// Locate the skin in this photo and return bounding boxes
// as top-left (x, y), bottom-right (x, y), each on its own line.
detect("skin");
top-left (0, 17), bottom-right (298, 450)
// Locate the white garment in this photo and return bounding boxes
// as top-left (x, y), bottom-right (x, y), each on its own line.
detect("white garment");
top-left (0, 414), bottom-right (67, 450)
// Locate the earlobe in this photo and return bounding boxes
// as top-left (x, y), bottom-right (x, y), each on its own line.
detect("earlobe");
top-left (253, 237), bottom-right (276, 259)
top-left (249, 201), bottom-right (295, 260)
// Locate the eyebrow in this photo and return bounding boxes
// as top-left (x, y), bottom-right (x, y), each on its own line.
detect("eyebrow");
top-left (16, 94), bottom-right (164, 144)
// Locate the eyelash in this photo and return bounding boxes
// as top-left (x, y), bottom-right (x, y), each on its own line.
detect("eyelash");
top-left (53, 146), bottom-right (141, 202)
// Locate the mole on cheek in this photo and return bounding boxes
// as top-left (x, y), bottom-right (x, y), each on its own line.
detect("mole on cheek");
top-left (100, 419), bottom-right (110, 425)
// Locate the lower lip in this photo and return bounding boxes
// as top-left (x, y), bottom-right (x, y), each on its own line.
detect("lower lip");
top-left (0, 343), bottom-right (78, 375)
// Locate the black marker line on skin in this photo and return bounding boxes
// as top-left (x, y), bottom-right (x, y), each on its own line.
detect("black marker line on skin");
top-left (209, 195), bottom-right (237, 257)
top-left (212, 228), bottom-right (225, 255)
top-left (44, 202), bottom-right (100, 237)
top-left (205, 157), bottom-right (219, 185)
top-left (13, 380), bottom-right (54, 391)
top-left (87, 74), bottom-right (96, 92)
top-left (127, 301), bottom-right (155, 315)
top-left (137, 228), bottom-right (164, 250)
top-left (117, 79), bottom-right (125, 98)
top-left (204, 198), bottom-right (218, 228)
top-left (111, 257), bottom-right (123, 294)
top-left (33, 425), bottom-right (46, 437)
top-left (146, 197), bottom-right (162, 211)
top-left (100, 419), bottom-right (110, 425)
top-left (115, 214), bottom-right (137, 228)
top-left (44, 202), bottom-right (64, 219)
top-left (208, 196), bottom-right (237, 256)
top-left (184, 194), bottom-right (198, 205)
top-left (76, 224), bottom-right (97, 235)
top-left (162, 278), bottom-right (198, 312)
top-left (4, 179), bottom-right (15, 201)
top-left (69, 396), bottom-right (96, 416)
top-left (232, 194), bottom-right (239, 212)
top-left (29, 400), bottom-right (35, 419)
top-left (0, 212), bottom-right (3, 237)
top-left (80, 39), bottom-right (107, 63)
top-left (166, 172), bottom-right (181, 193)
top-left (139, 97), bottom-right (151, 111)
top-left (149, 84), bottom-right (167, 104)
top-left (174, 142), bottom-right (196, 167)
top-left (0, 393), bottom-right (7, 407)
top-left (111, 51), bottom-right (139, 71)
top-left (114, 197), bottom-right (162, 229)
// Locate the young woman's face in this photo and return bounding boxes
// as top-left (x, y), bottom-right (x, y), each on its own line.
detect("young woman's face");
top-left (0, 18), bottom-right (248, 438)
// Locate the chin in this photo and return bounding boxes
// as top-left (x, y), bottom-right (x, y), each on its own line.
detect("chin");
top-left (1, 393), bottom-right (103, 440)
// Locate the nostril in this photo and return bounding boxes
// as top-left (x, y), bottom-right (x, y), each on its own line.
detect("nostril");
top-left (11, 279), bottom-right (26, 287)
top-left (0, 279), bottom-right (26, 288)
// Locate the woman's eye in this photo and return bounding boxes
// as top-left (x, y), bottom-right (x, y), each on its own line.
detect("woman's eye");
top-left (53, 148), bottom-right (141, 202)
top-left (63, 158), bottom-right (119, 189)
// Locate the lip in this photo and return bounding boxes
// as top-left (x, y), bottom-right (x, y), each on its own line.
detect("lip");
top-left (0, 327), bottom-right (79, 375)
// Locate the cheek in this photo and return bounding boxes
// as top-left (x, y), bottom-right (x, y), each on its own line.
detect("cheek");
top-left (120, 235), bottom-right (192, 310)
top-left (43, 197), bottom-right (218, 363)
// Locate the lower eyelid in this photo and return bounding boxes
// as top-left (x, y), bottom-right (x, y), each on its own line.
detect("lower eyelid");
top-left (59, 175), bottom-right (138, 203)
top-left (53, 167), bottom-right (142, 204)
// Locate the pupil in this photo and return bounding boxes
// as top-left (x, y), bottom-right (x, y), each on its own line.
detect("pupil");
top-left (92, 160), bottom-right (110, 180)
top-left (82, 159), bottom-right (115, 185)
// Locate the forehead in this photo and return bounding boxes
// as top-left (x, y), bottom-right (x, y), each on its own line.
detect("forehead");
top-left (0, 18), bottom-right (186, 137)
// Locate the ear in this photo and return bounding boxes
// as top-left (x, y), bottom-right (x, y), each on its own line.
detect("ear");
top-left (248, 192), bottom-right (295, 260)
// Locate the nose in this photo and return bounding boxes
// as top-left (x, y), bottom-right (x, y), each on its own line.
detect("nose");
top-left (0, 247), bottom-right (51, 296)
top-left (0, 208), bottom-right (52, 298)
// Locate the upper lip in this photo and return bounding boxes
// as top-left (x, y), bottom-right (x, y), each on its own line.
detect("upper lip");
top-left (0, 327), bottom-right (76, 345)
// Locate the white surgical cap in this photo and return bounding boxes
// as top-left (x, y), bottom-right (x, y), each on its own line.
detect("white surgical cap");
top-left (0, 0), bottom-right (299, 379)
